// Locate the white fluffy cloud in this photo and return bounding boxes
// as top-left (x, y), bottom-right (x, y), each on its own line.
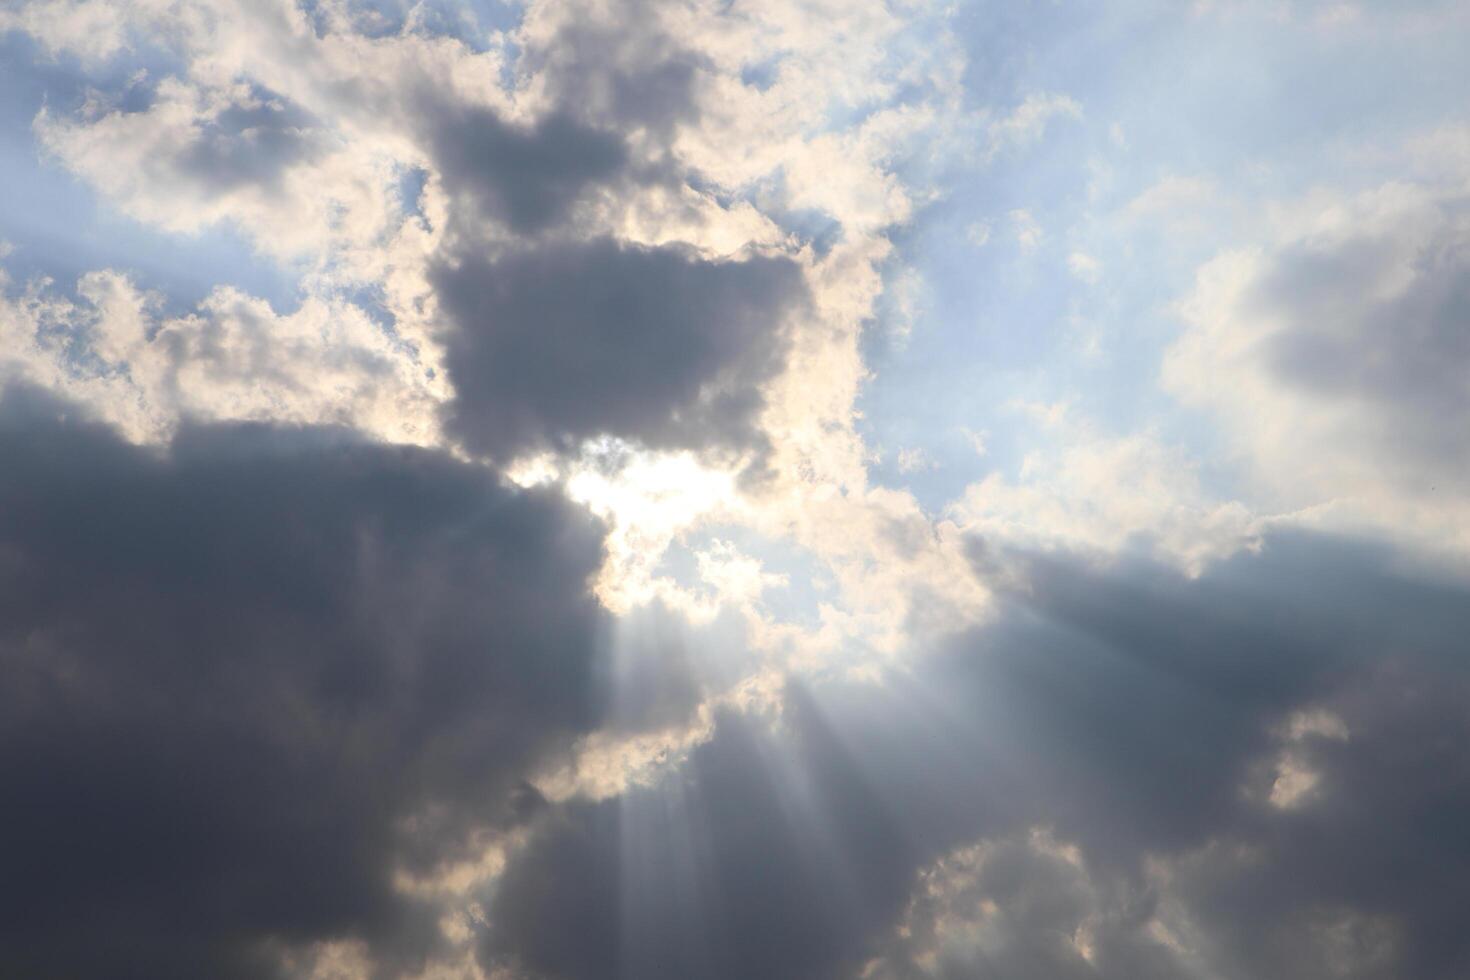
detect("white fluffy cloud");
top-left (0, 265), bottom-right (443, 444)
top-left (1164, 171), bottom-right (1470, 555)
top-left (6, 0), bottom-right (990, 661)
top-left (950, 404), bottom-right (1258, 573)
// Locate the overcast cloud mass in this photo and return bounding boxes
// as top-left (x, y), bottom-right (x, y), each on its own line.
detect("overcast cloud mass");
top-left (2, 1), bottom-right (1470, 978)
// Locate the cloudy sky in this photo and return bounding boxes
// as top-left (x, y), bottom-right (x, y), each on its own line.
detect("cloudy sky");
top-left (3, 1), bottom-right (1470, 978)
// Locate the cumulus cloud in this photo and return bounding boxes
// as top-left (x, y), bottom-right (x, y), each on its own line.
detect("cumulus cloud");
top-left (0, 383), bottom-right (609, 978)
top-left (483, 699), bottom-right (920, 980)
top-left (513, 0), bottom-right (704, 138)
top-left (480, 530), bottom-right (1470, 980)
top-left (950, 407), bottom-right (1258, 572)
top-left (427, 105), bottom-right (629, 234)
top-left (875, 533), bottom-right (1470, 980)
top-left (7, 2), bottom-right (1468, 979)
top-left (863, 830), bottom-right (1188, 980)
top-left (432, 238), bottom-right (806, 463)
top-left (0, 1), bottom-right (986, 973)
top-left (1165, 178), bottom-right (1470, 550)
top-left (34, 76), bottom-right (382, 258)
top-left (0, 265), bottom-right (443, 444)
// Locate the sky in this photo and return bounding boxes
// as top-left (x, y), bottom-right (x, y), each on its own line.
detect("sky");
top-left (2, 1), bottom-right (1470, 978)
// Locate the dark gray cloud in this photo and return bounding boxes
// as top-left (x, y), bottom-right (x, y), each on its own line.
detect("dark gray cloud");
top-left (428, 106), bottom-right (628, 233)
top-left (1164, 657), bottom-right (1470, 980)
top-left (483, 700), bottom-right (920, 980)
top-left (591, 599), bottom-right (730, 735)
top-left (516, 2), bottom-right (705, 139)
top-left (432, 238), bottom-right (804, 462)
top-left (419, 0), bottom-right (705, 238)
top-left (0, 383), bottom-right (608, 979)
top-left (408, 0), bottom-right (792, 466)
top-left (483, 532), bottom-right (1470, 980)
top-left (15, 367), bottom-right (1461, 980)
top-left (847, 535), bottom-right (1470, 980)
